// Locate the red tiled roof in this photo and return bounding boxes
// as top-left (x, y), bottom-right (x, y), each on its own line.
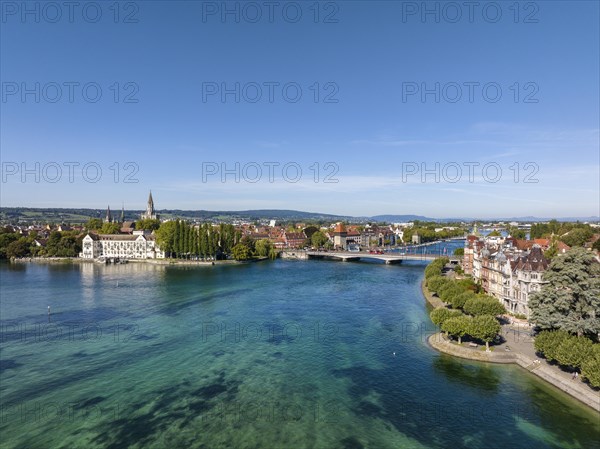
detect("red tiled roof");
top-left (334, 223), bottom-right (347, 234)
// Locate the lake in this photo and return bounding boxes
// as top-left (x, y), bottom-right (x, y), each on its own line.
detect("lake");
top-left (0, 259), bottom-right (598, 449)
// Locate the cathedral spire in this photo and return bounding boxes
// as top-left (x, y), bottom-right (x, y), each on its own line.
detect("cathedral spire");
top-left (141, 190), bottom-right (158, 220)
top-left (105, 205), bottom-right (112, 223)
top-left (147, 190), bottom-right (154, 214)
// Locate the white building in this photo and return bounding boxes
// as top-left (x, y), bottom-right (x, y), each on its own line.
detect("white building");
top-left (80, 231), bottom-right (164, 260)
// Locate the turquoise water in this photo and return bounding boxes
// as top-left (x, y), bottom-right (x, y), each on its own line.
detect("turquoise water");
top-left (0, 260), bottom-right (598, 449)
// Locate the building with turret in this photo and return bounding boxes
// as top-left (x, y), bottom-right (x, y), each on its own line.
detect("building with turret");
top-left (466, 236), bottom-right (550, 317)
top-left (333, 223), bottom-right (348, 249)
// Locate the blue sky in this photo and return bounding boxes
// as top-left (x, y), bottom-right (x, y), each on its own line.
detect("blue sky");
top-left (1, 1), bottom-right (599, 218)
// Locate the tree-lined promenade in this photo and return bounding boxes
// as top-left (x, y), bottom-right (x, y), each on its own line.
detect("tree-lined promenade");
top-left (425, 247), bottom-right (600, 398)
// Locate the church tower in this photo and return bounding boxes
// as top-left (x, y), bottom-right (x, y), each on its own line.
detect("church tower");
top-left (105, 205), bottom-right (112, 223)
top-left (141, 191), bottom-right (158, 220)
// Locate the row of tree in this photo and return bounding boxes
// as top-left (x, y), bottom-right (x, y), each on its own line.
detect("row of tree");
top-left (527, 247), bottom-right (600, 386)
top-left (402, 226), bottom-right (466, 244)
top-left (151, 220), bottom-right (278, 261)
top-left (0, 227), bottom-right (82, 259)
top-left (431, 310), bottom-right (501, 349)
top-left (426, 258), bottom-right (503, 349)
top-left (154, 221), bottom-right (239, 259)
top-left (231, 236), bottom-right (278, 261)
top-left (530, 220), bottom-right (596, 243)
top-left (534, 330), bottom-right (600, 387)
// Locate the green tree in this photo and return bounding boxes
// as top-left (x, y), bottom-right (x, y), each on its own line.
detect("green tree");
top-left (442, 315), bottom-right (472, 344)
top-left (311, 231), bottom-right (329, 248)
top-left (426, 275), bottom-right (450, 293)
top-left (438, 283), bottom-right (463, 304)
top-left (268, 247), bottom-right (279, 260)
top-left (255, 239), bottom-right (273, 258)
top-left (45, 231), bottom-right (63, 256)
top-left (425, 258), bottom-right (448, 279)
top-left (56, 234), bottom-right (80, 257)
top-left (303, 226), bottom-right (319, 239)
top-left (507, 227), bottom-right (526, 239)
top-left (85, 218), bottom-right (103, 230)
top-left (469, 315), bottom-right (501, 350)
top-left (200, 224), bottom-right (209, 258)
top-left (155, 220), bottom-right (177, 257)
top-left (430, 308), bottom-right (464, 327)
top-left (561, 227), bottom-right (594, 247)
top-left (534, 330), bottom-right (570, 362)
top-left (136, 218), bottom-right (160, 231)
top-left (555, 334), bottom-right (594, 369)
top-left (581, 344), bottom-right (600, 388)
top-left (453, 248), bottom-right (464, 256)
top-left (0, 232), bottom-right (19, 259)
top-left (529, 247), bottom-right (600, 337)
top-left (456, 278), bottom-right (479, 293)
top-left (544, 242), bottom-right (558, 260)
top-left (100, 222), bottom-right (121, 234)
top-left (463, 297), bottom-right (506, 316)
top-left (231, 242), bottom-right (252, 261)
top-left (6, 238), bottom-right (31, 258)
top-left (452, 291), bottom-right (477, 309)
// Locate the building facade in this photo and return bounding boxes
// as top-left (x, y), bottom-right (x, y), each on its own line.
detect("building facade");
top-left (466, 236), bottom-right (549, 317)
top-left (80, 231), bottom-right (165, 259)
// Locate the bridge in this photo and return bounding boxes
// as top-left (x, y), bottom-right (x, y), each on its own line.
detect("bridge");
top-left (304, 250), bottom-right (460, 265)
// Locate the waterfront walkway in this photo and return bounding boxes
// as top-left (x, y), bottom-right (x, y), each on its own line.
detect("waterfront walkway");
top-left (421, 282), bottom-right (600, 413)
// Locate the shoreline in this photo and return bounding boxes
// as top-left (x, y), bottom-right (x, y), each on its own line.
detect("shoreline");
top-left (9, 257), bottom-right (269, 266)
top-left (421, 280), bottom-right (600, 413)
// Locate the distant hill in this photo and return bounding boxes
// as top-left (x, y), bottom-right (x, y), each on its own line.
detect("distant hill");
top-left (370, 215), bottom-right (441, 222)
top-left (0, 207), bottom-right (353, 224)
top-left (0, 207), bottom-right (597, 225)
top-left (159, 209), bottom-right (352, 221)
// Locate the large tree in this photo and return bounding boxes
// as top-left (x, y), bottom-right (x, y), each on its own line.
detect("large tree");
top-left (255, 239), bottom-right (273, 258)
top-left (6, 238), bottom-right (31, 259)
top-left (426, 275), bottom-right (450, 293)
top-left (529, 247), bottom-right (600, 337)
top-left (430, 308), bottom-right (464, 327)
top-left (85, 218), bottom-right (103, 230)
top-left (441, 315), bottom-right (472, 345)
top-left (463, 296), bottom-right (506, 317)
top-left (311, 231), bottom-right (329, 248)
top-left (100, 222), bottom-right (121, 234)
top-left (231, 242), bottom-right (252, 261)
top-left (469, 315), bottom-right (501, 350)
top-left (155, 220), bottom-right (177, 257)
top-left (136, 218), bottom-right (160, 231)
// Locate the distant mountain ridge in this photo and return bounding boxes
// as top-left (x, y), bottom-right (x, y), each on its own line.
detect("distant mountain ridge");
top-left (0, 207), bottom-right (597, 224)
